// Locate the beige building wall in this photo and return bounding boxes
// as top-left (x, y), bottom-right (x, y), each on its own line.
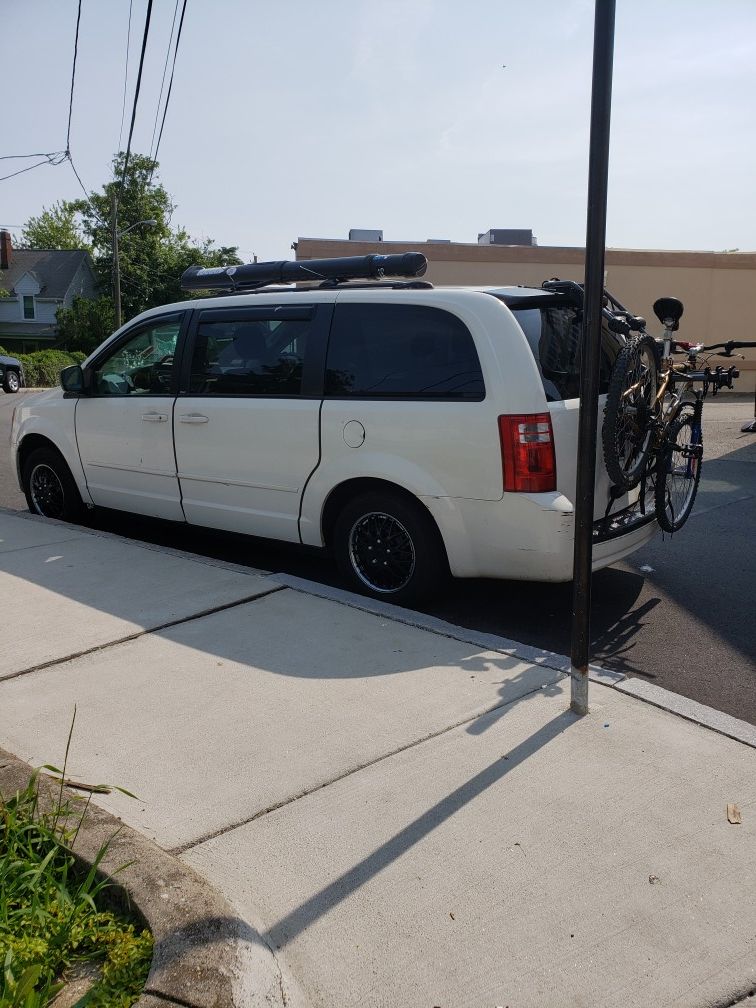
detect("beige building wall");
top-left (295, 239), bottom-right (756, 380)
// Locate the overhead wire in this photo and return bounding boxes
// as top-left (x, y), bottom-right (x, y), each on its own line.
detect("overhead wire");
top-left (149, 0), bottom-right (181, 161)
top-left (65, 0), bottom-right (82, 152)
top-left (122, 0), bottom-right (155, 185)
top-left (150, 0), bottom-right (188, 175)
top-left (118, 0), bottom-right (134, 153)
top-left (0, 151), bottom-right (66, 161)
top-left (0, 152), bottom-right (67, 183)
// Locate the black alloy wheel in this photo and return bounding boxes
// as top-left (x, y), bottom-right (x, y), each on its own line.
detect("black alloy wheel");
top-left (333, 491), bottom-right (447, 605)
top-left (22, 447), bottom-right (86, 523)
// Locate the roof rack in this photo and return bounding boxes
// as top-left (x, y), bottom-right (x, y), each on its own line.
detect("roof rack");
top-left (181, 252), bottom-right (428, 294)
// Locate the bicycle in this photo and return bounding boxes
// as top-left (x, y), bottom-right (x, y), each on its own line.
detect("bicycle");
top-left (601, 295), bottom-right (754, 531)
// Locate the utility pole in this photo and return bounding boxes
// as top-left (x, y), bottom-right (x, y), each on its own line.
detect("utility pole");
top-left (570, 0), bottom-right (617, 715)
top-left (111, 189), bottom-right (122, 330)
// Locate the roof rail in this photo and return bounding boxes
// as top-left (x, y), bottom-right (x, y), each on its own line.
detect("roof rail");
top-left (181, 253), bottom-right (428, 294)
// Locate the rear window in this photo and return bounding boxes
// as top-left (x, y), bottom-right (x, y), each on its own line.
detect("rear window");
top-left (511, 306), bottom-right (623, 401)
top-left (325, 303), bottom-right (484, 400)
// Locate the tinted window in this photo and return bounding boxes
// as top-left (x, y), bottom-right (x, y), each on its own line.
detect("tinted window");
top-left (325, 304), bottom-right (484, 399)
top-left (511, 307), bottom-right (622, 401)
top-left (93, 317), bottom-right (181, 395)
top-left (189, 316), bottom-right (310, 395)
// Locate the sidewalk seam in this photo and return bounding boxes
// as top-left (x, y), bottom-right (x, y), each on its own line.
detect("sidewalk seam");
top-left (172, 678), bottom-right (562, 855)
top-left (0, 585), bottom-right (287, 684)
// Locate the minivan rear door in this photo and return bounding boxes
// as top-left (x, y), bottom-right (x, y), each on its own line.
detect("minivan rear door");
top-left (507, 300), bottom-right (632, 522)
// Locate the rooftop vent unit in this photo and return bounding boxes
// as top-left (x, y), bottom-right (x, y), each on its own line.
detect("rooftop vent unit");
top-left (348, 229), bottom-right (383, 242)
top-left (477, 229), bottom-right (536, 247)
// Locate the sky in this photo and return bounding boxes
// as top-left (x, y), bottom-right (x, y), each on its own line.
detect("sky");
top-left (2, 0), bottom-right (755, 262)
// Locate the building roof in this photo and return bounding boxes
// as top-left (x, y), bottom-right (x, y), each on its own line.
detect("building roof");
top-left (0, 248), bottom-right (93, 298)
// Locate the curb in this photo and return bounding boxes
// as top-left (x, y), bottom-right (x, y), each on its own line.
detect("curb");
top-left (0, 747), bottom-right (270, 1008)
top-left (272, 574), bottom-right (756, 750)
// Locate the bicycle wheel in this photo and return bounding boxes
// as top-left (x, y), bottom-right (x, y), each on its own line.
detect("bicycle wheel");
top-left (654, 411), bottom-right (702, 532)
top-left (602, 335), bottom-right (658, 490)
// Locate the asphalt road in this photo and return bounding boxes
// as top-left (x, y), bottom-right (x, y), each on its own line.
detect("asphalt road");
top-left (3, 389), bottom-right (754, 723)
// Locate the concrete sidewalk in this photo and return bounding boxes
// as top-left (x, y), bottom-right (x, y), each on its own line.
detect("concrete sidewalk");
top-left (1, 510), bottom-right (754, 1007)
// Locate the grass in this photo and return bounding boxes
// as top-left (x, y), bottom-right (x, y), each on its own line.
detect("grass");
top-left (0, 714), bottom-right (153, 1007)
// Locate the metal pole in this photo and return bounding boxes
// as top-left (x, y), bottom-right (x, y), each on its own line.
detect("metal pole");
top-left (111, 189), bottom-right (122, 330)
top-left (570, 0), bottom-right (617, 715)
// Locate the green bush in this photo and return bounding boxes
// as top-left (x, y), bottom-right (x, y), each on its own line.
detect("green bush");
top-left (17, 351), bottom-right (86, 388)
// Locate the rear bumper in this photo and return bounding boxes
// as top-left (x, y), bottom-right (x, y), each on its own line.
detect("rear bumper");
top-left (421, 491), bottom-right (658, 582)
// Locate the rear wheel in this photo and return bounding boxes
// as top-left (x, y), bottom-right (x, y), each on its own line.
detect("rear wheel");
top-left (654, 412), bottom-right (702, 532)
top-left (3, 369), bottom-right (20, 393)
top-left (21, 447), bottom-right (86, 523)
top-left (602, 335), bottom-right (658, 490)
top-left (333, 491), bottom-right (447, 605)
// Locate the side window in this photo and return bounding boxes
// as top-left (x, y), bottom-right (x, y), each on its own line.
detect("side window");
top-left (325, 304), bottom-right (484, 399)
top-left (188, 315), bottom-right (310, 395)
top-left (92, 317), bottom-right (181, 396)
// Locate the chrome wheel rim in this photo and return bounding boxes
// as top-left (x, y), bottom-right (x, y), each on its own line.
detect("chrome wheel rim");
top-left (6, 372), bottom-right (19, 391)
top-left (349, 511), bottom-right (415, 593)
top-left (29, 463), bottom-right (65, 519)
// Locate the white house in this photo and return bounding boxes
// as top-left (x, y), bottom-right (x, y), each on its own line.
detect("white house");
top-left (0, 230), bottom-right (99, 353)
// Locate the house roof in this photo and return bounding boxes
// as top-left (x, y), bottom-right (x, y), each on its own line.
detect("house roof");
top-left (0, 248), bottom-right (93, 299)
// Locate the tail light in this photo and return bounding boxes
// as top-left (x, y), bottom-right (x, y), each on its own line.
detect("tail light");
top-left (499, 413), bottom-right (556, 493)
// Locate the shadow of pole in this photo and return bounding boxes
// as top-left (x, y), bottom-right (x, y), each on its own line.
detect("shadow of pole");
top-left (265, 708), bottom-right (577, 950)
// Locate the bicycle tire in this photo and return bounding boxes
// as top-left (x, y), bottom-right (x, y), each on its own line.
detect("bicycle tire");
top-left (602, 335), bottom-right (658, 490)
top-left (654, 411), bottom-right (702, 532)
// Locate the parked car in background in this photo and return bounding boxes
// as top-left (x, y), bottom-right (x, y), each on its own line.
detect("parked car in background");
top-left (10, 254), bottom-right (658, 603)
top-left (0, 354), bottom-right (23, 393)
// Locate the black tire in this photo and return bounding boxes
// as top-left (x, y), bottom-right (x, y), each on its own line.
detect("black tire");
top-left (21, 447), bottom-right (86, 523)
top-left (602, 335), bottom-right (658, 490)
top-left (3, 369), bottom-right (20, 393)
top-left (654, 412), bottom-right (702, 532)
top-left (333, 491), bottom-right (448, 605)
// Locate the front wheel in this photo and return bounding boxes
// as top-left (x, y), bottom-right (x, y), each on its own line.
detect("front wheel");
top-left (3, 370), bottom-right (20, 393)
top-left (21, 447), bottom-right (86, 523)
top-left (654, 412), bottom-right (702, 532)
top-left (333, 491), bottom-right (448, 605)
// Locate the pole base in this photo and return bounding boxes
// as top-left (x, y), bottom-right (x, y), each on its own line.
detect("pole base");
top-left (570, 667), bottom-right (589, 715)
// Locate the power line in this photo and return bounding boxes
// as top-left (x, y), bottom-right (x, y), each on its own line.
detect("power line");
top-left (66, 0), bottom-right (82, 151)
top-left (149, 0), bottom-right (181, 160)
top-left (0, 152), bottom-right (67, 183)
top-left (66, 154), bottom-right (109, 228)
top-left (122, 0), bottom-right (155, 184)
top-left (151, 0), bottom-right (188, 170)
top-left (118, 0), bottom-right (134, 152)
top-left (0, 151), bottom-right (65, 161)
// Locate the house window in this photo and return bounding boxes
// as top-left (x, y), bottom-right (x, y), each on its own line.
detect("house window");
top-left (22, 296), bottom-right (35, 320)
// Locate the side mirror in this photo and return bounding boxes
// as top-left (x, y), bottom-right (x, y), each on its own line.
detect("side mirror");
top-left (60, 364), bottom-right (86, 394)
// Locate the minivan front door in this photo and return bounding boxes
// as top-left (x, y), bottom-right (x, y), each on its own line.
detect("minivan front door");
top-left (173, 304), bottom-right (330, 542)
top-left (75, 313), bottom-right (186, 520)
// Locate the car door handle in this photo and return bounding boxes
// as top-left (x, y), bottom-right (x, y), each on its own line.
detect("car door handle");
top-left (141, 412), bottom-right (169, 422)
top-left (178, 414), bottom-right (210, 424)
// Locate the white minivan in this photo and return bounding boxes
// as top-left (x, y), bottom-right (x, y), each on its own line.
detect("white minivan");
top-left (11, 254), bottom-right (657, 603)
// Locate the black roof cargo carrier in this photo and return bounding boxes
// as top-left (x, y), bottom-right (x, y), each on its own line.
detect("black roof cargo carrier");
top-left (181, 253), bottom-right (428, 293)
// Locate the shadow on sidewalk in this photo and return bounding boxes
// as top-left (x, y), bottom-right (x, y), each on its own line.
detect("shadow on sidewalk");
top-left (262, 706), bottom-right (577, 950)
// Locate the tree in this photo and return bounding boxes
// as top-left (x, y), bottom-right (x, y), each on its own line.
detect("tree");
top-left (20, 201), bottom-right (88, 251)
top-left (56, 296), bottom-right (116, 355)
top-left (71, 153), bottom-right (242, 321)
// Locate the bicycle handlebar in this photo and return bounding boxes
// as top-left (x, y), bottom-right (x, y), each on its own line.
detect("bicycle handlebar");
top-left (700, 340), bottom-right (756, 355)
